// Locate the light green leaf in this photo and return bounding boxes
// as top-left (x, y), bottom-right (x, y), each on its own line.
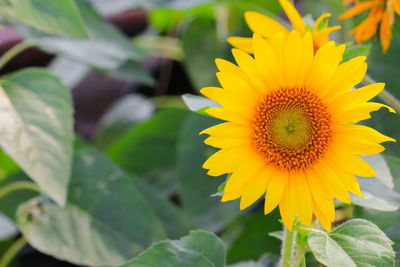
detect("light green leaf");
top-left (10, 0), bottom-right (88, 38)
top-left (182, 93), bottom-right (220, 112)
top-left (18, 0), bottom-right (153, 85)
top-left (351, 155), bottom-right (400, 211)
top-left (17, 150), bottom-right (165, 266)
top-left (308, 219), bottom-right (395, 267)
top-left (0, 213), bottom-right (17, 241)
top-left (119, 230), bottom-right (225, 267)
top-left (0, 68), bottom-right (73, 206)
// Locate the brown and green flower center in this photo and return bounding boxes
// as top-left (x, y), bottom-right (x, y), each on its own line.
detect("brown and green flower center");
top-left (253, 88), bottom-right (332, 171)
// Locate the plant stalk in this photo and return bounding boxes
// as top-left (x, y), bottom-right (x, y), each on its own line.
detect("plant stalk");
top-left (0, 181), bottom-right (40, 199)
top-left (0, 42), bottom-right (36, 71)
top-left (0, 236), bottom-right (27, 267)
top-left (281, 226), bottom-right (296, 267)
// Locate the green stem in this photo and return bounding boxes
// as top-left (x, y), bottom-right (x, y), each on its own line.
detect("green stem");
top-left (294, 243), bottom-right (306, 267)
top-left (281, 226), bottom-right (296, 267)
top-left (0, 42), bottom-right (36, 70)
top-left (0, 181), bottom-right (40, 199)
top-left (0, 236), bottom-right (27, 267)
top-left (363, 74), bottom-right (400, 114)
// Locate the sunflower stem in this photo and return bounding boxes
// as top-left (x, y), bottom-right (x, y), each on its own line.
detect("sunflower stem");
top-left (0, 181), bottom-right (40, 200)
top-left (0, 236), bottom-right (27, 267)
top-left (281, 225), bottom-right (296, 267)
top-left (363, 74), bottom-right (400, 114)
top-left (0, 41), bottom-right (35, 71)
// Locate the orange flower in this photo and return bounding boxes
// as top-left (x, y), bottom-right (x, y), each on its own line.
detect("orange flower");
top-left (228, 0), bottom-right (341, 53)
top-left (339, 0), bottom-right (400, 52)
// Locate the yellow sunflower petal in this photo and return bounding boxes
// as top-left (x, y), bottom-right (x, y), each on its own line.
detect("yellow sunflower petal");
top-left (294, 173), bottom-right (313, 227)
top-left (313, 199), bottom-right (332, 232)
top-left (336, 124), bottom-right (396, 144)
top-left (329, 83), bottom-right (385, 108)
top-left (380, 11), bottom-right (392, 53)
top-left (264, 170), bottom-right (289, 214)
top-left (244, 11), bottom-right (289, 39)
top-left (203, 147), bottom-right (253, 176)
top-left (279, 176), bottom-right (296, 230)
top-left (279, 0), bottom-right (306, 33)
top-left (200, 122), bottom-right (251, 138)
top-left (240, 168), bottom-right (274, 210)
top-left (227, 36), bottom-right (254, 54)
top-left (334, 102), bottom-right (396, 123)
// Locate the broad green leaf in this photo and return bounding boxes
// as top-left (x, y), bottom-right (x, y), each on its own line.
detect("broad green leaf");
top-left (119, 230), bottom-right (225, 267)
top-left (10, 0), bottom-right (88, 38)
top-left (18, 0), bottom-right (153, 85)
top-left (182, 93), bottom-right (220, 112)
top-left (17, 150), bottom-right (165, 266)
top-left (134, 180), bottom-right (194, 239)
top-left (0, 68), bottom-right (73, 206)
top-left (308, 219), bottom-right (395, 267)
top-left (108, 108), bottom-right (190, 175)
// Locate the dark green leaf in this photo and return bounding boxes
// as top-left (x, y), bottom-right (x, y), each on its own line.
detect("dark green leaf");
top-left (0, 68), bottom-right (73, 206)
top-left (177, 113), bottom-right (241, 232)
top-left (226, 211), bottom-right (281, 264)
top-left (107, 108), bottom-right (190, 175)
top-left (119, 230), bottom-right (225, 267)
top-left (10, 0), bottom-right (89, 38)
top-left (17, 150), bottom-right (165, 266)
top-left (308, 219), bottom-right (395, 267)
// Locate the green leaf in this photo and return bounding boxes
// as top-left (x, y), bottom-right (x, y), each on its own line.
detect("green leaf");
top-left (308, 219), bottom-right (395, 267)
top-left (119, 230), bottom-right (225, 267)
top-left (350, 155), bottom-right (400, 211)
top-left (17, 150), bottom-right (165, 266)
top-left (268, 231), bottom-right (283, 241)
top-left (343, 43), bottom-right (371, 61)
top-left (0, 149), bottom-right (19, 181)
top-left (18, 0), bottom-right (153, 85)
top-left (0, 68), bottom-right (73, 206)
top-left (177, 113), bottom-right (241, 232)
top-left (107, 108), bottom-right (190, 175)
top-left (10, 0), bottom-right (89, 38)
top-left (227, 254), bottom-right (278, 267)
top-left (182, 93), bottom-right (220, 112)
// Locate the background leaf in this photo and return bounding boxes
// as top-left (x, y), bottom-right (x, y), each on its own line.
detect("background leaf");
top-left (0, 68), bottom-right (73, 206)
top-left (17, 150), bottom-right (165, 266)
top-left (308, 219), bottom-right (395, 267)
top-left (10, 0), bottom-right (89, 38)
top-left (119, 230), bottom-right (225, 267)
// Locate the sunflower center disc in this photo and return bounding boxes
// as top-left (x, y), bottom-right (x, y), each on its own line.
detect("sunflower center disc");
top-left (253, 88), bottom-right (332, 171)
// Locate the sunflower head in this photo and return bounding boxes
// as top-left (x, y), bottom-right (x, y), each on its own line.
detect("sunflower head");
top-left (201, 31), bottom-right (395, 231)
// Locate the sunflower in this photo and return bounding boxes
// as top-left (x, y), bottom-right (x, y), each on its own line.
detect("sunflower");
top-left (339, 0), bottom-right (400, 52)
top-left (201, 31), bottom-right (395, 231)
top-left (228, 0), bottom-right (341, 53)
